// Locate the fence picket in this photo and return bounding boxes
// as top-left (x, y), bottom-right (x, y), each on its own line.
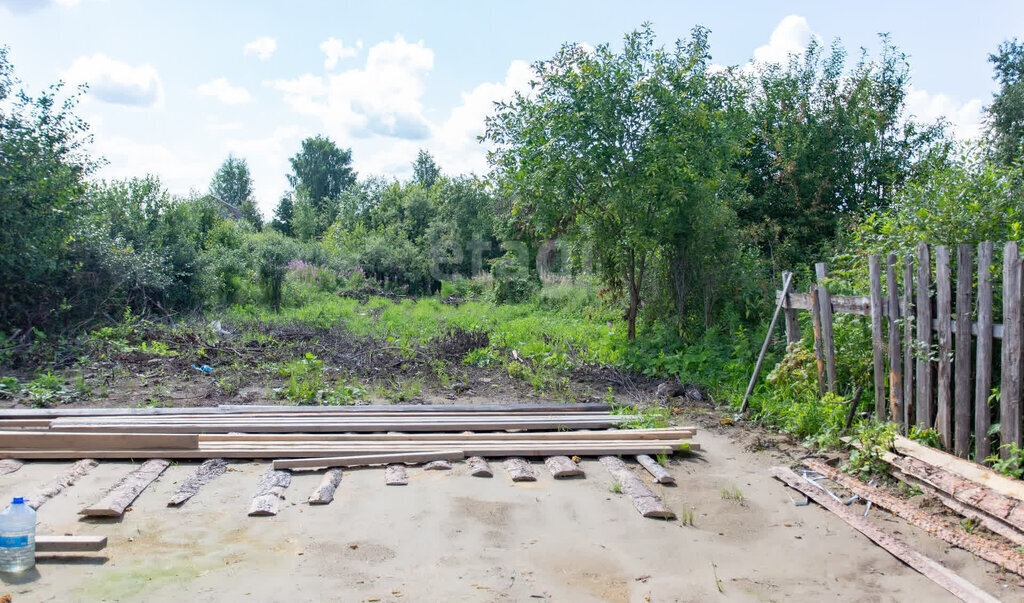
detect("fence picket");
top-left (935, 246), bottom-right (953, 449)
top-left (782, 270), bottom-right (801, 344)
top-left (1001, 242), bottom-right (1022, 458)
top-left (869, 255), bottom-right (886, 420)
top-left (903, 255), bottom-right (915, 428)
top-left (916, 242), bottom-right (934, 428)
top-left (815, 262), bottom-right (837, 394)
top-left (954, 244), bottom-right (973, 458)
top-left (975, 242), bottom-right (994, 462)
top-left (810, 286), bottom-right (826, 395)
top-left (887, 254), bottom-right (903, 425)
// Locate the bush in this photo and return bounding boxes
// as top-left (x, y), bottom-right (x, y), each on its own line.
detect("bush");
top-left (490, 251), bottom-right (539, 304)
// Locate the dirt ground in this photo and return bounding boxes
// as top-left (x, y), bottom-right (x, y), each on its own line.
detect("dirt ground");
top-left (2, 421), bottom-right (1023, 602)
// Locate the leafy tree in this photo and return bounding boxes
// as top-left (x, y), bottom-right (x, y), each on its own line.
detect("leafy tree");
top-left (412, 149), bottom-right (440, 188)
top-left (210, 155), bottom-right (262, 230)
top-left (986, 38), bottom-right (1024, 166)
top-left (287, 135), bottom-right (356, 233)
top-left (271, 193), bottom-right (294, 235)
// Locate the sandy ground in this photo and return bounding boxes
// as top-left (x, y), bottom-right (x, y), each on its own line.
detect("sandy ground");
top-left (2, 427), bottom-right (1023, 602)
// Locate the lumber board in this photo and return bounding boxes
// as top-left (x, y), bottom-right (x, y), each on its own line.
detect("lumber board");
top-left (893, 435), bottom-right (1024, 502)
top-left (49, 418), bottom-right (633, 434)
top-left (886, 254), bottom-right (903, 424)
top-left (504, 458), bottom-right (537, 482)
top-left (635, 455), bottom-right (675, 484)
top-left (771, 465), bottom-right (1000, 602)
top-left (423, 459), bottom-right (452, 470)
top-left (384, 464), bottom-right (407, 486)
top-left (816, 263), bottom-right (838, 393)
top-left (600, 456), bottom-right (675, 519)
top-left (0, 459), bottom-right (23, 476)
top-left (976, 241), bottom-right (995, 462)
top-left (869, 254), bottom-right (886, 420)
top-left (35, 535), bottom-right (107, 553)
top-left (248, 469), bottom-right (291, 516)
top-left (29, 459), bottom-right (99, 510)
top-left (802, 459), bottom-right (1024, 577)
top-left (307, 468), bottom-right (343, 504)
top-left (168, 458), bottom-right (228, 506)
top-left (0, 431), bottom-right (199, 450)
top-left (544, 455), bottom-right (583, 478)
top-left (80, 459), bottom-right (169, 517)
top-left (916, 242), bottom-right (934, 428)
top-left (466, 456), bottom-right (492, 477)
top-left (782, 270), bottom-right (801, 343)
top-left (903, 255), bottom-right (915, 427)
top-left (955, 244), bottom-right (973, 458)
top-left (935, 246), bottom-right (953, 448)
top-left (1002, 241), bottom-right (1023, 456)
top-left (272, 450), bottom-right (465, 470)
top-left (201, 427), bottom-right (696, 442)
top-left (811, 286), bottom-right (826, 394)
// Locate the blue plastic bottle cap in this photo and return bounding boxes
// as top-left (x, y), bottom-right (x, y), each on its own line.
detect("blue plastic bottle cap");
top-left (11, 497), bottom-right (23, 504)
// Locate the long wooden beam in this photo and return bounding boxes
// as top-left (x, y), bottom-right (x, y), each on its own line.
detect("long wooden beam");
top-left (35, 535), bottom-right (107, 553)
top-left (273, 450), bottom-right (465, 470)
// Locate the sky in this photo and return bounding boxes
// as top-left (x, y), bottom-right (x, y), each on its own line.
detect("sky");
top-left (1, 1), bottom-right (1022, 217)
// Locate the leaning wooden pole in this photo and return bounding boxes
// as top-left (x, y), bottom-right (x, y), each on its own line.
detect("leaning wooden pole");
top-left (740, 272), bottom-right (793, 413)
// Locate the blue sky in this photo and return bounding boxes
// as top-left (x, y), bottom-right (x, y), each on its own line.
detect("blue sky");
top-left (2, 1), bottom-right (1022, 216)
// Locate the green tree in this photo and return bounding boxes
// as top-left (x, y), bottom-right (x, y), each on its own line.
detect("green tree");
top-left (412, 149), bottom-right (440, 188)
top-left (986, 38), bottom-right (1024, 166)
top-left (210, 155), bottom-right (262, 230)
top-left (287, 135), bottom-right (356, 233)
top-left (271, 193), bottom-right (294, 235)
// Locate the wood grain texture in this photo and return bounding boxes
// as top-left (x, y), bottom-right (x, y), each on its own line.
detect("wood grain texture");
top-left (816, 263), bottom-right (837, 393)
top-left (247, 469), bottom-right (291, 516)
top-left (0, 459), bottom-right (23, 476)
top-left (869, 255), bottom-right (886, 420)
top-left (466, 456), bottom-right (492, 477)
top-left (893, 435), bottom-right (1024, 502)
top-left (886, 254), bottom-right (903, 425)
top-left (544, 456), bottom-right (583, 478)
top-left (504, 457), bottom-right (537, 482)
top-left (782, 270), bottom-right (801, 344)
top-left (29, 459), bottom-right (98, 510)
top-left (955, 244), bottom-right (974, 458)
top-left (272, 450), bottom-right (465, 470)
top-left (35, 535), bottom-right (107, 553)
top-left (810, 286), bottom-right (826, 395)
top-left (81, 459), bottom-right (169, 517)
top-left (384, 464), bottom-right (407, 486)
top-left (1002, 241), bottom-right (1023, 457)
top-left (904, 256), bottom-right (915, 427)
top-left (976, 242), bottom-right (995, 462)
top-left (307, 468), bottom-right (343, 504)
top-left (916, 242), bottom-right (934, 428)
top-left (168, 458), bottom-right (228, 506)
top-left (423, 460), bottom-right (452, 470)
top-left (635, 455), bottom-right (675, 484)
top-left (935, 246), bottom-right (953, 448)
top-left (600, 456), bottom-right (675, 519)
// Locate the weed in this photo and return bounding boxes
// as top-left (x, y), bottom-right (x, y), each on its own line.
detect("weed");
top-left (908, 426), bottom-right (942, 450)
top-left (843, 421), bottom-right (899, 480)
top-left (680, 504), bottom-right (695, 526)
top-left (712, 562), bottom-right (723, 593)
top-left (24, 371), bottom-right (66, 407)
top-left (610, 481), bottom-right (623, 494)
top-left (277, 353), bottom-right (326, 405)
top-left (960, 518), bottom-right (977, 534)
top-left (721, 485), bottom-right (744, 502)
top-left (612, 404), bottom-right (669, 429)
top-left (986, 444), bottom-right (1024, 479)
top-left (655, 452), bottom-right (669, 466)
top-left (0, 376), bottom-right (19, 398)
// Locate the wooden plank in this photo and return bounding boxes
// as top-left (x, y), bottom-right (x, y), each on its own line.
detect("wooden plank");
top-left (802, 458), bottom-right (1024, 578)
top-left (600, 456), bottom-right (675, 519)
top-left (168, 458), bottom-right (228, 506)
top-left (0, 431), bottom-right (198, 450)
top-left (782, 271), bottom-right (801, 344)
top-left (904, 255), bottom-right (915, 428)
top-left (248, 469), bottom-right (291, 516)
top-left (869, 255), bottom-right (886, 420)
top-left (976, 241), bottom-right (995, 462)
top-left (384, 464), bottom-right (407, 486)
top-left (504, 457), bottom-right (537, 482)
top-left (811, 287), bottom-right (826, 395)
top-left (203, 427), bottom-right (696, 442)
top-left (273, 450), bottom-right (465, 470)
top-left (635, 454), bottom-right (675, 484)
top-left (935, 246), bottom-right (953, 449)
top-left (35, 535), bottom-right (107, 553)
top-left (893, 435), bottom-right (1024, 502)
top-left (1002, 241), bottom-right (1023, 457)
top-left (307, 468), bottom-right (343, 504)
top-left (28, 459), bottom-right (98, 510)
top-left (816, 263), bottom-right (837, 393)
top-left (955, 244), bottom-right (974, 458)
top-left (423, 459), bottom-right (452, 470)
top-left (0, 459), bottom-right (23, 476)
top-left (544, 456), bottom-right (583, 478)
top-left (80, 459), bottom-right (169, 517)
top-left (916, 242), bottom-right (934, 428)
top-left (887, 254), bottom-right (904, 425)
top-left (466, 456), bottom-right (492, 477)
top-left (772, 465), bottom-right (1001, 602)
top-left (741, 271), bottom-right (793, 412)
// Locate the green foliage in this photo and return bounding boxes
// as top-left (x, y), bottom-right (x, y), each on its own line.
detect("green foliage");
top-left (908, 426), bottom-right (943, 450)
top-left (720, 485), bottom-right (744, 502)
top-left (277, 353), bottom-right (326, 405)
top-left (489, 250), bottom-right (539, 304)
top-left (843, 421), bottom-right (899, 480)
top-left (412, 149), bottom-right (440, 188)
top-left (287, 135), bottom-right (356, 237)
top-left (985, 444), bottom-right (1024, 479)
top-left (210, 155), bottom-right (261, 230)
top-left (985, 38), bottom-right (1024, 166)
top-left (611, 403), bottom-right (670, 429)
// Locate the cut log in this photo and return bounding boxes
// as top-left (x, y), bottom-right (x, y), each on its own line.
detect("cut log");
top-left (801, 459), bottom-right (1024, 577)
top-left (635, 455), bottom-right (675, 484)
top-left (35, 535), bottom-right (107, 553)
top-left (893, 435), bottom-right (1024, 502)
top-left (771, 466), bottom-right (1000, 602)
top-left (272, 450), bottom-right (464, 470)
top-left (423, 460), bottom-right (452, 471)
top-left (29, 459), bottom-right (98, 510)
top-left (307, 468), bottom-right (343, 504)
top-left (0, 459), bottom-right (23, 476)
top-left (80, 459), bottom-right (168, 517)
top-left (504, 458), bottom-right (537, 482)
top-left (544, 456), bottom-right (583, 478)
top-left (247, 469), bottom-right (291, 516)
top-left (384, 464), bottom-right (408, 486)
top-left (168, 459), bottom-right (228, 506)
top-left (600, 456), bottom-right (675, 519)
top-left (466, 456), bottom-right (492, 477)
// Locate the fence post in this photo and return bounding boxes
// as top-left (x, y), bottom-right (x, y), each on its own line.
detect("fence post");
top-left (869, 255), bottom-right (886, 420)
top-left (975, 242), bottom-right (994, 462)
top-left (935, 246), bottom-right (953, 449)
top-left (1001, 241), bottom-right (1022, 458)
top-left (782, 270), bottom-right (801, 344)
top-left (954, 244), bottom-right (973, 458)
top-left (886, 254), bottom-right (903, 426)
top-left (815, 262), bottom-right (837, 394)
top-left (916, 242), bottom-right (934, 428)
top-left (903, 255), bottom-right (915, 429)
top-left (810, 286), bottom-right (826, 395)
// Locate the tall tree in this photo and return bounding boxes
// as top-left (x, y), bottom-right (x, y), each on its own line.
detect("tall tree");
top-left (271, 193), bottom-right (293, 236)
top-left (210, 155), bottom-right (261, 230)
top-left (287, 135), bottom-right (356, 224)
top-left (412, 149), bottom-right (440, 188)
top-left (986, 38), bottom-right (1024, 166)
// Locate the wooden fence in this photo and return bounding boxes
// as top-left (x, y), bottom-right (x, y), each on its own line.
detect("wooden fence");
top-left (777, 241), bottom-right (1022, 461)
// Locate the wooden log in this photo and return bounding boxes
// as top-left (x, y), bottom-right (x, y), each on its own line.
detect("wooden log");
top-left (904, 255), bottom-right (915, 428)
top-left (204, 427), bottom-right (696, 442)
top-left (80, 459), bottom-right (169, 517)
top-left (273, 450), bottom-right (465, 470)
top-left (887, 254), bottom-right (904, 425)
top-left (423, 459), bottom-right (452, 470)
top-left (1002, 241), bottom-right (1023, 457)
top-left (35, 535), bottom-right (107, 553)
top-left (544, 456), bottom-right (583, 478)
top-left (600, 456), bottom-right (675, 519)
top-left (168, 458), bottom-right (228, 506)
top-left (384, 464), bottom-right (407, 486)
top-left (307, 468), bottom-right (343, 504)
top-left (29, 459), bottom-right (98, 510)
top-left (504, 457), bottom-right (537, 482)
top-left (0, 431), bottom-right (198, 450)
top-left (248, 469), bottom-right (291, 516)
top-left (801, 458), bottom-right (1024, 578)
top-left (935, 246), bottom-right (953, 449)
top-left (870, 255), bottom-right (887, 420)
top-left (782, 271), bottom-right (801, 344)
top-left (741, 272), bottom-right (793, 413)
top-left (893, 435), bottom-right (1024, 501)
top-left (976, 241), bottom-right (995, 462)
top-left (811, 286), bottom-right (826, 395)
top-left (466, 456), bottom-right (492, 477)
top-left (816, 263), bottom-right (838, 393)
top-left (916, 242), bottom-right (934, 428)
top-left (0, 459), bottom-right (23, 476)
top-left (771, 465), bottom-right (1001, 602)
top-left (635, 455), bottom-right (675, 484)
top-left (955, 244), bottom-right (974, 458)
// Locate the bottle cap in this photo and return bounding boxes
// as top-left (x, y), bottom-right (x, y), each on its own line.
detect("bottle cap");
top-left (11, 497), bottom-right (24, 504)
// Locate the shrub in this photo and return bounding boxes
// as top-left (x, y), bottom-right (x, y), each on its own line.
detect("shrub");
top-left (490, 251), bottom-right (540, 304)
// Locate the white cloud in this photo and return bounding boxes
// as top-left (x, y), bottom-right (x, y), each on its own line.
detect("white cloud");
top-left (752, 15), bottom-right (820, 65)
top-left (197, 77), bottom-right (252, 105)
top-left (244, 37), bottom-right (277, 60)
top-left (905, 86), bottom-right (985, 141)
top-left (206, 115), bottom-right (245, 133)
top-left (224, 126), bottom-right (310, 215)
top-left (61, 54), bottom-right (163, 108)
top-left (91, 135), bottom-right (215, 194)
top-left (321, 37), bottom-right (362, 69)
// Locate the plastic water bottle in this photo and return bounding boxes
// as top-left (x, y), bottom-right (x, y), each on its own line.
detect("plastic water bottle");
top-left (0, 497), bottom-right (35, 572)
